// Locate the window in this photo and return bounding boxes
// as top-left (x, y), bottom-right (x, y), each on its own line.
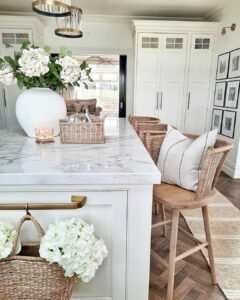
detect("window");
top-left (195, 38), bottom-right (210, 49)
top-left (2, 32), bottom-right (29, 45)
top-left (72, 56), bottom-right (120, 117)
top-left (166, 38), bottom-right (183, 49)
top-left (141, 37), bottom-right (159, 49)
top-left (102, 73), bottom-right (118, 81)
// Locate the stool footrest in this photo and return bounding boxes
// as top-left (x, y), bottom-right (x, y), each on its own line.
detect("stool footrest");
top-left (178, 226), bottom-right (203, 244)
top-left (175, 241), bottom-right (209, 262)
top-left (152, 219), bottom-right (172, 229)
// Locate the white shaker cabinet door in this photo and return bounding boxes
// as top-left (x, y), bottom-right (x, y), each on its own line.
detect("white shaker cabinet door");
top-left (0, 86), bottom-right (7, 130)
top-left (158, 34), bottom-right (188, 128)
top-left (184, 34), bottom-right (214, 134)
top-left (0, 189), bottom-right (127, 300)
top-left (0, 28), bottom-right (33, 129)
top-left (134, 33), bottom-right (160, 117)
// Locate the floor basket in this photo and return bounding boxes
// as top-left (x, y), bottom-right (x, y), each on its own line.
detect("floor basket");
top-left (0, 214), bottom-right (77, 300)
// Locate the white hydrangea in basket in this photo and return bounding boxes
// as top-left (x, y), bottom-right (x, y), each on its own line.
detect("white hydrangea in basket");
top-left (39, 218), bottom-right (108, 282)
top-left (0, 221), bottom-right (21, 259)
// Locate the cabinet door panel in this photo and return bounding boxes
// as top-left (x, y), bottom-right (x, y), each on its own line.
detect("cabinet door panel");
top-left (0, 190), bottom-right (127, 300)
top-left (160, 83), bottom-right (183, 125)
top-left (0, 87), bottom-right (7, 129)
top-left (0, 29), bottom-right (33, 129)
top-left (134, 34), bottom-right (160, 116)
top-left (184, 34), bottom-right (214, 134)
top-left (135, 81), bottom-right (158, 116)
top-left (158, 34), bottom-right (187, 128)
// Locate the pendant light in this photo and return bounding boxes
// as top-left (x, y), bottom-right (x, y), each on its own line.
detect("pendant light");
top-left (32, 0), bottom-right (71, 17)
top-left (55, 6), bottom-right (83, 38)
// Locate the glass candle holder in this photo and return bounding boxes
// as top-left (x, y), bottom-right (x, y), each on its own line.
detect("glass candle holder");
top-left (35, 129), bottom-right (55, 144)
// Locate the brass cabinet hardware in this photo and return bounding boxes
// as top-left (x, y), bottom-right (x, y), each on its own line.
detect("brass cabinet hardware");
top-left (0, 196), bottom-right (87, 210)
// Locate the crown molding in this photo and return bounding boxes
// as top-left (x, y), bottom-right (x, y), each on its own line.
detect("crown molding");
top-left (0, 11), bottom-right (203, 24)
top-left (0, 14), bottom-right (44, 29)
top-left (133, 20), bottom-right (220, 34)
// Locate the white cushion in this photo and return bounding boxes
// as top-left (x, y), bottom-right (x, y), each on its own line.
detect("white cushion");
top-left (157, 126), bottom-right (218, 191)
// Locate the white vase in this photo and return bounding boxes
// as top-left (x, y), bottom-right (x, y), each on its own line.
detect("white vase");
top-left (16, 88), bottom-right (67, 137)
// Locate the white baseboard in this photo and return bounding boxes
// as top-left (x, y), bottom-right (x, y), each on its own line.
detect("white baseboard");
top-left (223, 159), bottom-right (240, 179)
top-left (71, 297), bottom-right (111, 300)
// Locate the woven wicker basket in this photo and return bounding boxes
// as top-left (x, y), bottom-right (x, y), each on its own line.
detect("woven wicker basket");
top-left (60, 121), bottom-right (105, 144)
top-left (0, 214), bottom-right (77, 300)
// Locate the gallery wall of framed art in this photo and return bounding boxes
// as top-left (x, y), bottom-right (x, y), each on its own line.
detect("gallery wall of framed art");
top-left (212, 48), bottom-right (240, 139)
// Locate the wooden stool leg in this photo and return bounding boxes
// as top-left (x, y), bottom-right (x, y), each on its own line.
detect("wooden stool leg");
top-left (167, 209), bottom-right (179, 300)
top-left (159, 203), bottom-right (167, 237)
top-left (202, 206), bottom-right (217, 285)
top-left (154, 201), bottom-right (159, 215)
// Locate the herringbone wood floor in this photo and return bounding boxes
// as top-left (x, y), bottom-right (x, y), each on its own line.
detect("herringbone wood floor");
top-left (149, 173), bottom-right (240, 300)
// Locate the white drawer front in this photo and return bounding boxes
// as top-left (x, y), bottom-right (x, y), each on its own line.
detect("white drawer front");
top-left (0, 190), bottom-right (127, 300)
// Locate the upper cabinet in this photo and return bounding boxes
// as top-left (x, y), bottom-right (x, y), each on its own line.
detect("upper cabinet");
top-left (133, 20), bottom-right (219, 134)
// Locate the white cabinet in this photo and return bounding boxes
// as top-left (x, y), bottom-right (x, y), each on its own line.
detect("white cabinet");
top-left (157, 34), bottom-right (187, 127)
top-left (134, 21), bottom-right (218, 133)
top-left (135, 34), bottom-right (160, 117)
top-left (0, 28), bottom-right (33, 129)
top-left (184, 34), bottom-right (215, 134)
top-left (0, 86), bottom-right (7, 129)
top-left (0, 16), bottom-right (44, 130)
top-left (0, 188), bottom-right (127, 300)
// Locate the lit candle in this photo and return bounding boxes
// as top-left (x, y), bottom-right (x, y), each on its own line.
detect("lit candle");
top-left (35, 129), bottom-right (54, 143)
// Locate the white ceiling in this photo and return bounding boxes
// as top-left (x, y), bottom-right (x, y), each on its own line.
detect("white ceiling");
top-left (0, 0), bottom-right (230, 18)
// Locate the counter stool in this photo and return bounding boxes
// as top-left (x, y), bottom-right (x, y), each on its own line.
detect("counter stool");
top-left (128, 115), bottom-right (160, 131)
top-left (137, 123), bottom-right (168, 143)
top-left (146, 133), bottom-right (233, 300)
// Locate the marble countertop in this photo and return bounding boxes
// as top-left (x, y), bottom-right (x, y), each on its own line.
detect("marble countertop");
top-left (0, 118), bottom-right (160, 185)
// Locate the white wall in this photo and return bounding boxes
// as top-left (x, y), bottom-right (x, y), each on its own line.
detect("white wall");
top-left (43, 16), bottom-right (135, 117)
top-left (208, 0), bottom-right (240, 178)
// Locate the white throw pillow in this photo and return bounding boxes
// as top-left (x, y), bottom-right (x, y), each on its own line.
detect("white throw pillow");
top-left (157, 126), bottom-right (218, 191)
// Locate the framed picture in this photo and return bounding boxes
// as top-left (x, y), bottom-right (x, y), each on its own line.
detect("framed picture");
top-left (216, 52), bottom-right (230, 80)
top-left (221, 110), bottom-right (237, 138)
top-left (225, 81), bottom-right (240, 108)
top-left (211, 109), bottom-right (223, 133)
top-left (214, 82), bottom-right (226, 107)
top-left (229, 48), bottom-right (240, 78)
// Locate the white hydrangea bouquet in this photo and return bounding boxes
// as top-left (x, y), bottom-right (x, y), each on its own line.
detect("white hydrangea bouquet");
top-left (0, 40), bottom-right (92, 91)
top-left (0, 221), bottom-right (21, 259)
top-left (39, 218), bottom-right (108, 282)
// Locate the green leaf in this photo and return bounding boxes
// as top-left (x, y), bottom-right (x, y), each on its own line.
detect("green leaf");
top-left (48, 63), bottom-right (61, 80)
top-left (83, 82), bottom-right (89, 89)
top-left (60, 46), bottom-right (72, 57)
top-left (43, 45), bottom-right (51, 53)
top-left (17, 78), bottom-right (24, 89)
top-left (4, 42), bottom-right (13, 49)
top-left (4, 56), bottom-right (17, 69)
top-left (21, 40), bottom-right (31, 50)
top-left (80, 61), bottom-right (88, 70)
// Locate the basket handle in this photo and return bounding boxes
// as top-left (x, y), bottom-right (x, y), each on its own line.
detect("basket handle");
top-left (10, 214), bottom-right (45, 256)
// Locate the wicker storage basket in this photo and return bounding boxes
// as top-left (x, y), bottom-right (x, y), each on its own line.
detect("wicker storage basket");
top-left (60, 121), bottom-right (105, 144)
top-left (0, 214), bottom-right (77, 300)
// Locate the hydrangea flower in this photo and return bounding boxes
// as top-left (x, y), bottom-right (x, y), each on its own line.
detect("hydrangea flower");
top-left (39, 218), bottom-right (108, 282)
top-left (57, 56), bottom-right (81, 84)
top-left (0, 62), bottom-right (16, 85)
top-left (18, 47), bottom-right (50, 77)
top-left (0, 221), bottom-right (21, 259)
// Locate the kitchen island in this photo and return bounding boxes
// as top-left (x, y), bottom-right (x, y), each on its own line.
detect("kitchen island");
top-left (0, 118), bottom-right (160, 300)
